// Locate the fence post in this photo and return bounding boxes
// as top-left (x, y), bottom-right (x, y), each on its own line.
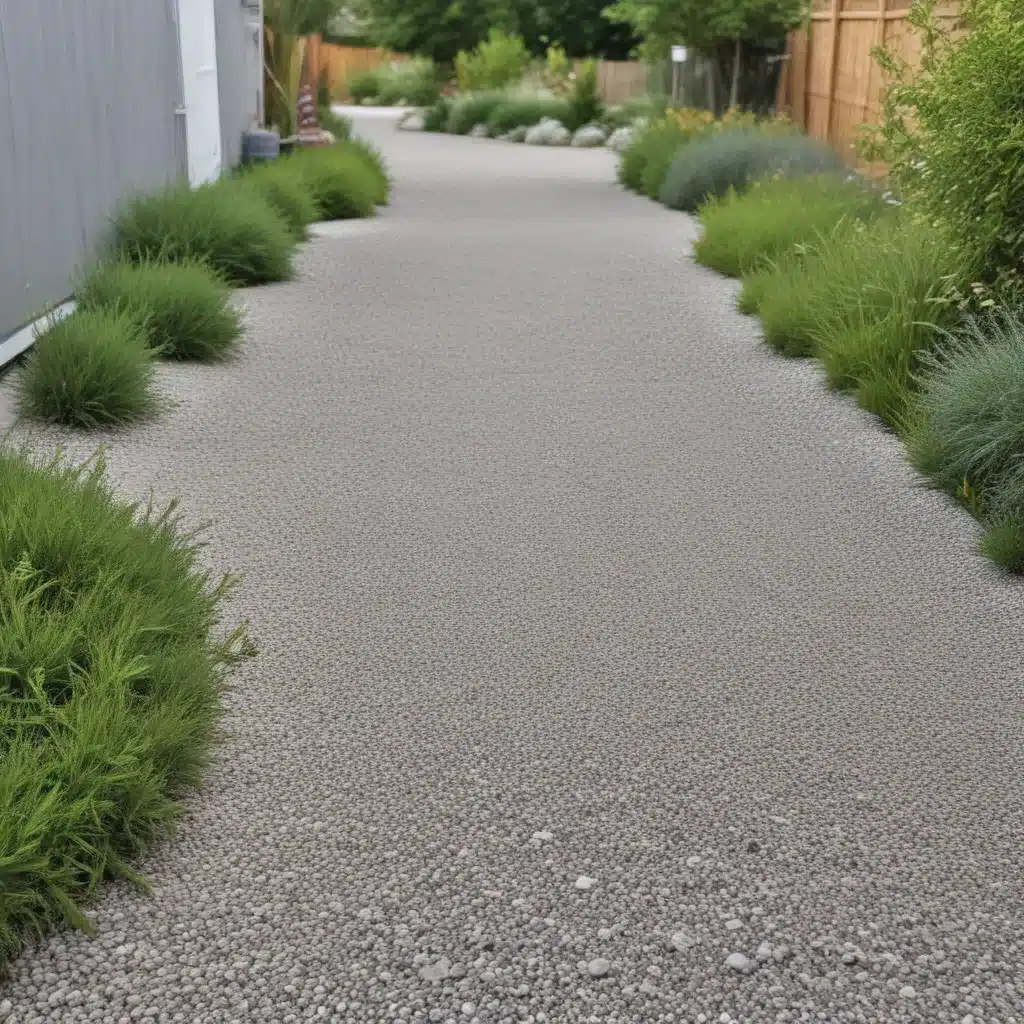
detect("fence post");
top-left (823, 0), bottom-right (842, 143)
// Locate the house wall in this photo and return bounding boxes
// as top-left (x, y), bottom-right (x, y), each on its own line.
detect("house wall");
top-left (215, 0), bottom-right (263, 166)
top-left (0, 0), bottom-right (262, 341)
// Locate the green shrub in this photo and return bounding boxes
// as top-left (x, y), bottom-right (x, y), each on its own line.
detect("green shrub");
top-left (244, 160), bottom-right (319, 240)
top-left (486, 95), bottom-right (571, 136)
top-left (346, 67), bottom-right (383, 103)
top-left (317, 105), bottom-right (352, 141)
top-left (659, 129), bottom-right (843, 213)
top-left (77, 259), bottom-right (241, 362)
top-left (908, 308), bottom-right (1024, 522)
top-left (757, 214), bottom-right (972, 425)
top-left (297, 146), bottom-right (380, 220)
top-left (374, 58), bottom-right (441, 106)
top-left (454, 29), bottom-right (529, 92)
top-left (15, 309), bottom-right (158, 428)
top-left (694, 174), bottom-right (883, 278)
top-left (868, 0), bottom-right (1024, 280)
top-left (566, 59), bottom-right (604, 131)
top-left (0, 444), bottom-right (252, 962)
top-left (618, 113), bottom-right (714, 197)
top-left (112, 182), bottom-right (295, 286)
top-left (446, 91), bottom-right (508, 135)
top-left (423, 96), bottom-right (453, 132)
top-left (341, 138), bottom-right (391, 205)
top-left (604, 95), bottom-right (665, 129)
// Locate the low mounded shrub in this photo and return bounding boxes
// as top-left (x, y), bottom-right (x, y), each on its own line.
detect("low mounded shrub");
top-left (659, 129), bottom-right (843, 213)
top-left (446, 91), bottom-right (508, 135)
top-left (244, 160), bottom-right (319, 241)
top-left (0, 444), bottom-right (252, 962)
top-left (486, 95), bottom-right (571, 137)
top-left (112, 182), bottom-right (295, 286)
top-left (566, 59), bottom-right (604, 132)
top-left (342, 138), bottom-right (391, 205)
top-left (756, 214), bottom-right (973, 425)
top-left (618, 112), bottom-right (714, 197)
top-left (907, 307), bottom-right (1024, 570)
top-left (317, 106), bottom-right (352, 142)
top-left (694, 174), bottom-right (883, 279)
top-left (454, 29), bottom-right (529, 92)
top-left (423, 97), bottom-right (453, 132)
top-left (77, 259), bottom-right (242, 362)
top-left (346, 67), bottom-right (383, 103)
top-left (15, 309), bottom-right (157, 428)
top-left (297, 146), bottom-right (380, 220)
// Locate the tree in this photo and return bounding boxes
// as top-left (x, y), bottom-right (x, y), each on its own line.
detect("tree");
top-left (521, 0), bottom-right (638, 59)
top-left (604, 0), bottom-right (808, 106)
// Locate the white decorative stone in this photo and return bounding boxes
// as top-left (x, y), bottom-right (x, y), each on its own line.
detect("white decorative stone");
top-left (725, 952), bottom-right (753, 973)
top-left (574, 875), bottom-right (597, 890)
top-left (469, 122), bottom-right (490, 138)
top-left (398, 112), bottom-right (425, 131)
top-left (571, 125), bottom-right (607, 148)
top-left (606, 126), bottom-right (634, 152)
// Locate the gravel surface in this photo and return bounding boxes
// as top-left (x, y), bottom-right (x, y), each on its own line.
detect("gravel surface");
top-left (1, 112), bottom-right (1022, 1024)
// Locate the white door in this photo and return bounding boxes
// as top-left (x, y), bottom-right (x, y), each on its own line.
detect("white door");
top-left (176, 0), bottom-right (223, 185)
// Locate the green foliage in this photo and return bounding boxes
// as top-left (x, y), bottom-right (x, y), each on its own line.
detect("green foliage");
top-left (455, 29), bottom-right (530, 91)
top-left (908, 308), bottom-right (1024, 522)
top-left (603, 0), bottom-right (809, 60)
top-left (76, 260), bottom-right (242, 363)
top-left (423, 96), bottom-right (454, 131)
top-left (604, 94), bottom-right (665, 128)
top-left (756, 214), bottom-right (973, 425)
top-left (865, 0), bottom-right (1024, 280)
top-left (618, 114), bottom-right (713, 196)
top-left (659, 129), bottom-right (842, 213)
top-left (15, 310), bottom-right (157, 428)
top-left (543, 44), bottom-right (573, 93)
top-left (0, 444), bottom-right (252, 962)
top-left (446, 91), bottom-right (509, 134)
top-left (111, 182), bottom-right (295, 287)
top-left (244, 159), bottom-right (320, 240)
top-left (342, 138), bottom-right (392, 205)
top-left (694, 174), bottom-right (883, 278)
top-left (486, 95), bottom-right (571, 135)
top-left (566, 58), bottom-right (604, 130)
top-left (347, 59), bottom-right (441, 105)
top-left (296, 145), bottom-right (381, 219)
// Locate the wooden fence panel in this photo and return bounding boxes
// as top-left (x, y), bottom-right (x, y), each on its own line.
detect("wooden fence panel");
top-left (306, 38), bottom-right (405, 98)
top-left (596, 61), bottom-right (649, 105)
top-left (779, 1), bottom-right (962, 161)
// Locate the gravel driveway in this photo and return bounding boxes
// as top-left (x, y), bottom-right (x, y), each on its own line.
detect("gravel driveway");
top-left (2, 112), bottom-right (1022, 1024)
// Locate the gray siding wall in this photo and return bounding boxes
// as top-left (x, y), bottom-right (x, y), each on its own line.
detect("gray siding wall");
top-left (215, 0), bottom-right (262, 167)
top-left (0, 0), bottom-right (187, 338)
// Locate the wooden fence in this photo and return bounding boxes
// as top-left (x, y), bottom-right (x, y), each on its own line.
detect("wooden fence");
top-left (777, 0), bottom-right (961, 160)
top-left (305, 36), bottom-right (648, 105)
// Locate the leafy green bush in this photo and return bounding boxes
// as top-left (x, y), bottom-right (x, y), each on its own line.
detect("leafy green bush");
top-left (908, 307), bottom-right (1024, 571)
top-left (454, 30), bottom-right (529, 92)
top-left (659, 129), bottom-right (843, 213)
top-left (346, 67), bottom-right (383, 103)
top-left (374, 58), bottom-right (441, 106)
top-left (694, 174), bottom-right (883, 278)
top-left (566, 59), bottom-right (604, 131)
top-left (244, 160), bottom-right (319, 241)
top-left (297, 146), bottom-right (380, 220)
top-left (446, 91), bottom-right (508, 135)
top-left (867, 0), bottom-right (1024, 280)
top-left (756, 214), bottom-right (973, 425)
top-left (0, 444), bottom-right (252, 961)
top-left (618, 112), bottom-right (714, 197)
top-left (486, 95), bottom-right (571, 136)
top-left (15, 309), bottom-right (157, 428)
top-left (77, 259), bottom-right (241, 362)
top-left (604, 95), bottom-right (665, 129)
top-left (112, 182), bottom-right (295, 286)
top-left (423, 96), bottom-right (453, 132)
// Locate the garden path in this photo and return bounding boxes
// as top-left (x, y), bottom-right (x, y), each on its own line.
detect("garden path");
top-left (3, 111), bottom-right (1022, 1024)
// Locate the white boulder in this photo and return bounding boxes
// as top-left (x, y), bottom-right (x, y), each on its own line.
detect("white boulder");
top-left (397, 111), bottom-right (425, 131)
top-left (571, 125), bottom-right (608, 148)
top-left (606, 126), bottom-right (634, 152)
top-left (524, 118), bottom-right (570, 146)
top-left (469, 122), bottom-right (490, 138)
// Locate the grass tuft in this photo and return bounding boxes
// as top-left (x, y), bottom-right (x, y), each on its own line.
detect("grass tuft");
top-left (694, 174), bottom-right (883, 279)
top-left (77, 259), bottom-right (242, 362)
top-left (341, 138), bottom-right (391, 205)
top-left (0, 444), bottom-right (253, 963)
top-left (296, 145), bottom-right (381, 220)
top-left (111, 182), bottom-right (295, 286)
top-left (15, 309), bottom-right (158, 428)
top-left (244, 160), bottom-right (320, 241)
top-left (486, 95), bottom-right (570, 136)
top-left (446, 91), bottom-right (507, 135)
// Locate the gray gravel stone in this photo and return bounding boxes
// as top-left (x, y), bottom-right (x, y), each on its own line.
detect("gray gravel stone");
top-left (724, 953), bottom-right (753, 973)
top-left (2, 108), bottom-right (1022, 1024)
top-left (587, 958), bottom-right (610, 978)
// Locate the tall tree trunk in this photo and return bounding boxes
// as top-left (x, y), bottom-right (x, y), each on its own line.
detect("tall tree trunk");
top-left (729, 38), bottom-right (742, 111)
